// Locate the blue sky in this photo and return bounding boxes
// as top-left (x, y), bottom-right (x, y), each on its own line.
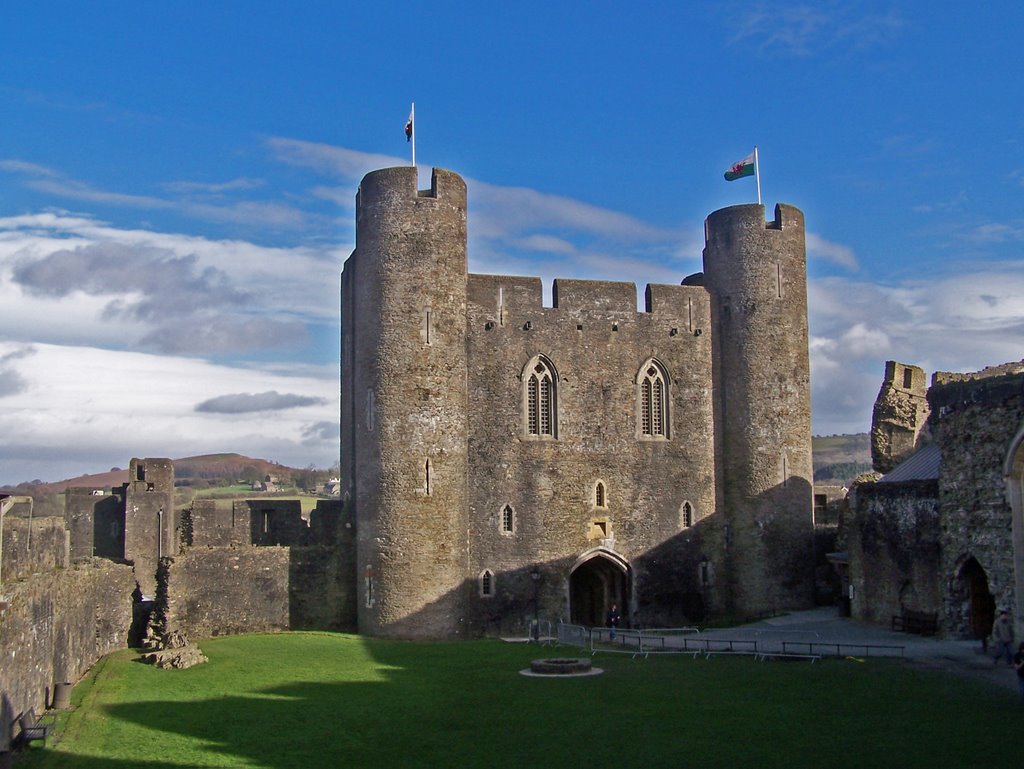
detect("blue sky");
top-left (1, 2), bottom-right (1022, 484)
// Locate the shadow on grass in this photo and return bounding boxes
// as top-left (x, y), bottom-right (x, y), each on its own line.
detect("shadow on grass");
top-left (18, 634), bottom-right (1024, 769)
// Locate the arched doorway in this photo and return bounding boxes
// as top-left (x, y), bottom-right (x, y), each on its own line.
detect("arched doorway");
top-left (957, 557), bottom-right (995, 642)
top-left (1004, 421), bottom-right (1024, 636)
top-left (569, 551), bottom-right (629, 627)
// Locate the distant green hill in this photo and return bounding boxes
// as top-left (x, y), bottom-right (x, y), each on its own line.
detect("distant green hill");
top-left (812, 433), bottom-right (871, 484)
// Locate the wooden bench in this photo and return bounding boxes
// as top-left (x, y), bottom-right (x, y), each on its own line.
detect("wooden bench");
top-left (15, 708), bottom-right (52, 749)
top-left (891, 610), bottom-right (938, 636)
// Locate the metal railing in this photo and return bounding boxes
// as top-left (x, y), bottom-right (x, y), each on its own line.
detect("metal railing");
top-left (554, 621), bottom-right (904, 661)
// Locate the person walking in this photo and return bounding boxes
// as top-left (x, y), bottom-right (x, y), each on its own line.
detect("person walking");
top-left (606, 603), bottom-right (621, 641)
top-left (1014, 643), bottom-right (1024, 702)
top-left (992, 609), bottom-right (1015, 666)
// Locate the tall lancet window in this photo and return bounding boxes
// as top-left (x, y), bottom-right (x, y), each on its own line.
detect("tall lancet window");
top-left (524, 356), bottom-right (558, 438)
top-left (637, 359), bottom-right (670, 439)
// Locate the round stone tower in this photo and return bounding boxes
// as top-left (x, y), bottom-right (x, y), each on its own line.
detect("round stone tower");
top-left (702, 203), bottom-right (814, 616)
top-left (343, 166), bottom-right (470, 638)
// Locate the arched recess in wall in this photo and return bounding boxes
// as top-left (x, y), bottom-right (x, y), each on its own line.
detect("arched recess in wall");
top-left (568, 547), bottom-right (630, 628)
top-left (1002, 420), bottom-right (1024, 632)
top-left (636, 358), bottom-right (670, 439)
top-left (680, 501), bottom-right (694, 529)
top-left (522, 355), bottom-right (558, 439)
top-left (952, 555), bottom-right (995, 642)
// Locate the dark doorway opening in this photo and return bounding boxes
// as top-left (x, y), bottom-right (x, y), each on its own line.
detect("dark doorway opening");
top-left (128, 587), bottom-right (154, 648)
top-left (959, 557), bottom-right (995, 643)
top-left (570, 554), bottom-right (628, 627)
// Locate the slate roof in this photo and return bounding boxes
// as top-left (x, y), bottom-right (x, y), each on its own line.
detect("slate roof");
top-left (877, 442), bottom-right (941, 483)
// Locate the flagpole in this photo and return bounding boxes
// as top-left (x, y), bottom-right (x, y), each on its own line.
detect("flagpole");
top-left (753, 145), bottom-right (761, 206)
top-left (410, 102), bottom-right (416, 168)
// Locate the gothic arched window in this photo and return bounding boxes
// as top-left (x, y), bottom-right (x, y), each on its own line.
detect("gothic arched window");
top-left (523, 356), bottom-right (558, 438)
top-left (637, 359), bottom-right (670, 439)
top-left (480, 569), bottom-right (495, 597)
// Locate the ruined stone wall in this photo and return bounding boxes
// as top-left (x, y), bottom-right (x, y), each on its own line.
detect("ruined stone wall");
top-left (871, 361), bottom-right (930, 473)
top-left (0, 560), bottom-right (133, 725)
top-left (160, 547), bottom-right (291, 637)
top-left (124, 458), bottom-right (175, 597)
top-left (847, 480), bottom-right (940, 624)
top-left (161, 499), bottom-right (356, 638)
top-left (160, 544), bottom-right (356, 638)
top-left (242, 499), bottom-right (307, 546)
top-left (929, 367), bottom-right (1024, 635)
top-left (186, 499), bottom-right (250, 547)
top-left (463, 274), bottom-right (718, 633)
top-left (1, 516), bottom-right (67, 581)
top-left (65, 487), bottom-right (125, 561)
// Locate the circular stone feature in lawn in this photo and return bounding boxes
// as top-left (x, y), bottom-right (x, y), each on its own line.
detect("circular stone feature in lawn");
top-left (520, 658), bottom-right (603, 677)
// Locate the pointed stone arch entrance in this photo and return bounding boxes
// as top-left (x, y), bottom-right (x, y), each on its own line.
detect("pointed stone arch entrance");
top-left (955, 556), bottom-right (995, 642)
top-left (569, 550), bottom-right (630, 627)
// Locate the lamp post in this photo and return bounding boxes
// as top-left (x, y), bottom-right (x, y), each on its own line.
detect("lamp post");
top-left (530, 566), bottom-right (541, 642)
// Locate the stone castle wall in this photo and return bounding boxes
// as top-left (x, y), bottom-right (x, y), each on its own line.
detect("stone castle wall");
top-left (929, 367), bottom-right (1024, 634)
top-left (847, 480), bottom-right (940, 623)
top-left (0, 512), bottom-right (133, 735)
top-left (160, 498), bottom-right (356, 638)
top-left (703, 203), bottom-right (814, 615)
top-left (341, 167), bottom-right (815, 637)
top-left (2, 515), bottom-right (68, 581)
top-left (464, 275), bottom-right (718, 632)
top-left (850, 360), bottom-right (1024, 637)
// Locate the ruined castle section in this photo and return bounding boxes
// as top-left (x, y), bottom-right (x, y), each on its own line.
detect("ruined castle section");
top-left (871, 361), bottom-right (930, 474)
top-left (341, 167), bottom-right (470, 639)
top-left (463, 273), bottom-right (717, 630)
top-left (702, 203), bottom-right (814, 615)
top-left (161, 499), bottom-right (356, 638)
top-left (123, 458), bottom-right (175, 598)
top-left (0, 509), bottom-right (133, 727)
top-left (66, 486), bottom-right (126, 561)
top-left (846, 479), bottom-right (941, 624)
top-left (929, 364), bottom-right (1024, 631)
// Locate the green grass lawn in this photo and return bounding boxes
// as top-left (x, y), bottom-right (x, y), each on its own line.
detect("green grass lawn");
top-left (17, 633), bottom-right (1021, 769)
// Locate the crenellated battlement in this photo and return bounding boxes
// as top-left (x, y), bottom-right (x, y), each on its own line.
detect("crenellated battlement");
top-left (467, 273), bottom-right (709, 320)
top-left (703, 203), bottom-right (804, 244)
top-left (355, 166), bottom-right (467, 224)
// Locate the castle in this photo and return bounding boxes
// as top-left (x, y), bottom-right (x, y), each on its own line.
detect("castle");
top-left (1, 164), bottom-right (819, 731)
top-left (341, 166), bottom-right (816, 638)
top-left (846, 360), bottom-right (1024, 639)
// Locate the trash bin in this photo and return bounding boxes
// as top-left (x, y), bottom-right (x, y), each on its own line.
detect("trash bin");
top-left (52, 682), bottom-right (71, 710)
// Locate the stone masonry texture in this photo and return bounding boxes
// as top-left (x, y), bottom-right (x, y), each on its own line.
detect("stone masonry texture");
top-left (341, 167), bottom-right (815, 638)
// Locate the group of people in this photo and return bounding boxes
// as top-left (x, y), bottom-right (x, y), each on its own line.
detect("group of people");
top-left (991, 609), bottom-right (1024, 700)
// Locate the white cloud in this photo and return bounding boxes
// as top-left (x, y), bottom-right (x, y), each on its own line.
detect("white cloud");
top-left (726, 4), bottom-right (905, 57)
top-left (807, 232), bottom-right (858, 270)
top-left (0, 213), bottom-right (344, 357)
top-left (808, 264), bottom-right (1024, 434)
top-left (266, 137), bottom-right (403, 181)
top-left (0, 342), bottom-right (338, 485)
top-left (3, 160), bottom-right (322, 232)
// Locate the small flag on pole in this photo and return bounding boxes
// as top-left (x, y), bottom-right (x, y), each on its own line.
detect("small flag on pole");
top-left (405, 103), bottom-right (416, 167)
top-left (724, 151), bottom-right (755, 181)
top-left (724, 147), bottom-right (761, 204)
